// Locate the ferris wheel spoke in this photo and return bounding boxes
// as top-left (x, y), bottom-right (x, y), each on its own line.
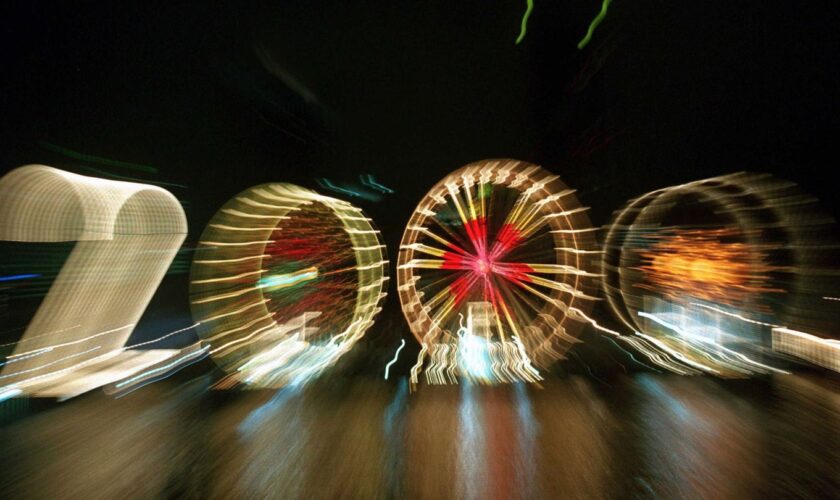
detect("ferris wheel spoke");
top-left (400, 258), bottom-right (448, 270)
top-left (484, 281), bottom-right (508, 340)
top-left (518, 205), bottom-right (589, 246)
top-left (490, 269), bottom-right (551, 323)
top-left (487, 189), bottom-right (542, 261)
top-left (487, 190), bottom-right (527, 252)
top-left (523, 273), bottom-right (598, 300)
top-left (500, 186), bottom-right (533, 229)
top-left (502, 279), bottom-right (548, 318)
top-left (488, 214), bottom-right (552, 262)
top-left (488, 223), bottom-right (525, 262)
top-left (496, 262), bottom-right (599, 277)
top-left (416, 269), bottom-right (479, 310)
top-left (429, 276), bottom-right (484, 333)
top-left (497, 285), bottom-right (540, 334)
top-left (421, 281), bottom-right (460, 312)
top-left (399, 257), bottom-right (476, 271)
top-left (445, 183), bottom-right (487, 256)
top-left (465, 179), bottom-right (485, 221)
top-left (461, 180), bottom-right (489, 256)
top-left (489, 189), bottom-right (586, 262)
top-left (428, 213), bottom-right (475, 254)
top-left (492, 265), bottom-right (579, 300)
top-left (496, 268), bottom-right (556, 305)
top-left (511, 200), bottom-right (545, 238)
top-left (490, 262), bottom-right (533, 286)
top-left (401, 243), bottom-right (457, 259)
top-left (504, 276), bottom-right (578, 326)
top-left (488, 281), bottom-right (520, 341)
top-left (425, 295), bottom-right (457, 338)
top-left (516, 216), bottom-right (550, 246)
top-left (445, 184), bottom-right (475, 240)
top-left (449, 272), bottom-right (482, 306)
top-left (415, 270), bottom-right (465, 296)
top-left (415, 226), bottom-right (472, 257)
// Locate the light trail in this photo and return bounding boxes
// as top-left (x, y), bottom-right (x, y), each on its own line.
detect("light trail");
top-left (0, 347), bottom-right (102, 380)
top-left (191, 269), bottom-right (268, 285)
top-left (0, 387), bottom-right (23, 402)
top-left (635, 331), bottom-right (720, 375)
top-left (384, 338), bottom-right (406, 380)
top-left (113, 344), bottom-right (210, 390)
top-left (7, 324), bottom-right (133, 360)
top-left (638, 311), bottom-right (787, 374)
top-left (125, 323), bottom-right (200, 349)
top-left (516, 0), bottom-right (534, 45)
top-left (0, 273), bottom-right (41, 282)
top-left (577, 0), bottom-right (612, 50)
top-left (257, 267), bottom-right (319, 290)
top-left (773, 327), bottom-right (840, 373)
top-left (0, 323), bottom-right (201, 396)
top-left (688, 302), bottom-right (779, 328)
top-left (360, 174), bottom-right (395, 194)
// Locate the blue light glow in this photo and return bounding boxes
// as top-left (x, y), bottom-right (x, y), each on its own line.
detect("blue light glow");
top-left (0, 273), bottom-right (41, 282)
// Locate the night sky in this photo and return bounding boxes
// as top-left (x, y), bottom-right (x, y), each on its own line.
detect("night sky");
top-left (2, 1), bottom-right (838, 374)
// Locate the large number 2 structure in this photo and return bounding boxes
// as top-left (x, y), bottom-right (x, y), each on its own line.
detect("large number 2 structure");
top-left (0, 165), bottom-right (187, 396)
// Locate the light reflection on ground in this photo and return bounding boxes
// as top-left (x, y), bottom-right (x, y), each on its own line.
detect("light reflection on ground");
top-left (1, 374), bottom-right (839, 498)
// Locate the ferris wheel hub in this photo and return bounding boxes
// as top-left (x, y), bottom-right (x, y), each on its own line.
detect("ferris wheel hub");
top-left (474, 256), bottom-right (493, 275)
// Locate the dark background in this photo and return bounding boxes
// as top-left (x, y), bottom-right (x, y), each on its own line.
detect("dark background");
top-left (2, 1), bottom-right (838, 376)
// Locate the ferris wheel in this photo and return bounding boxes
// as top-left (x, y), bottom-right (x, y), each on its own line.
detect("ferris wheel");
top-left (190, 183), bottom-right (388, 388)
top-left (397, 159), bottom-right (599, 381)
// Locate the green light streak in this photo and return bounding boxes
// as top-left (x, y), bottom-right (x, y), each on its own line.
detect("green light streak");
top-left (360, 174), bottom-right (394, 194)
top-left (75, 165), bottom-right (188, 189)
top-left (316, 178), bottom-right (362, 198)
top-left (38, 141), bottom-right (159, 174)
top-left (577, 0), bottom-right (611, 50)
top-left (317, 178), bottom-right (383, 202)
top-left (515, 0), bottom-right (534, 45)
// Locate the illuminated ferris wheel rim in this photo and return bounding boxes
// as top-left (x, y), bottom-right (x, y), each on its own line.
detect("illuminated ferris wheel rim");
top-left (396, 158), bottom-right (599, 349)
top-left (190, 182), bottom-right (388, 372)
top-left (601, 172), bottom-right (800, 334)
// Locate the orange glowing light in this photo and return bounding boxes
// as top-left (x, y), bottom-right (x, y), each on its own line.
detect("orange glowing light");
top-left (636, 229), bottom-right (783, 308)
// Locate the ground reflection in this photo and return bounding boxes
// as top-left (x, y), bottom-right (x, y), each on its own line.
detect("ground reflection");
top-left (2, 374), bottom-right (839, 498)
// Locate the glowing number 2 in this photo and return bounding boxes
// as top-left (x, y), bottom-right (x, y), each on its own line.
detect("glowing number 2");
top-left (0, 165), bottom-right (187, 391)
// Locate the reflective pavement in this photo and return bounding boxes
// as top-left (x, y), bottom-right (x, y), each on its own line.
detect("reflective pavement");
top-left (2, 373), bottom-right (839, 499)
